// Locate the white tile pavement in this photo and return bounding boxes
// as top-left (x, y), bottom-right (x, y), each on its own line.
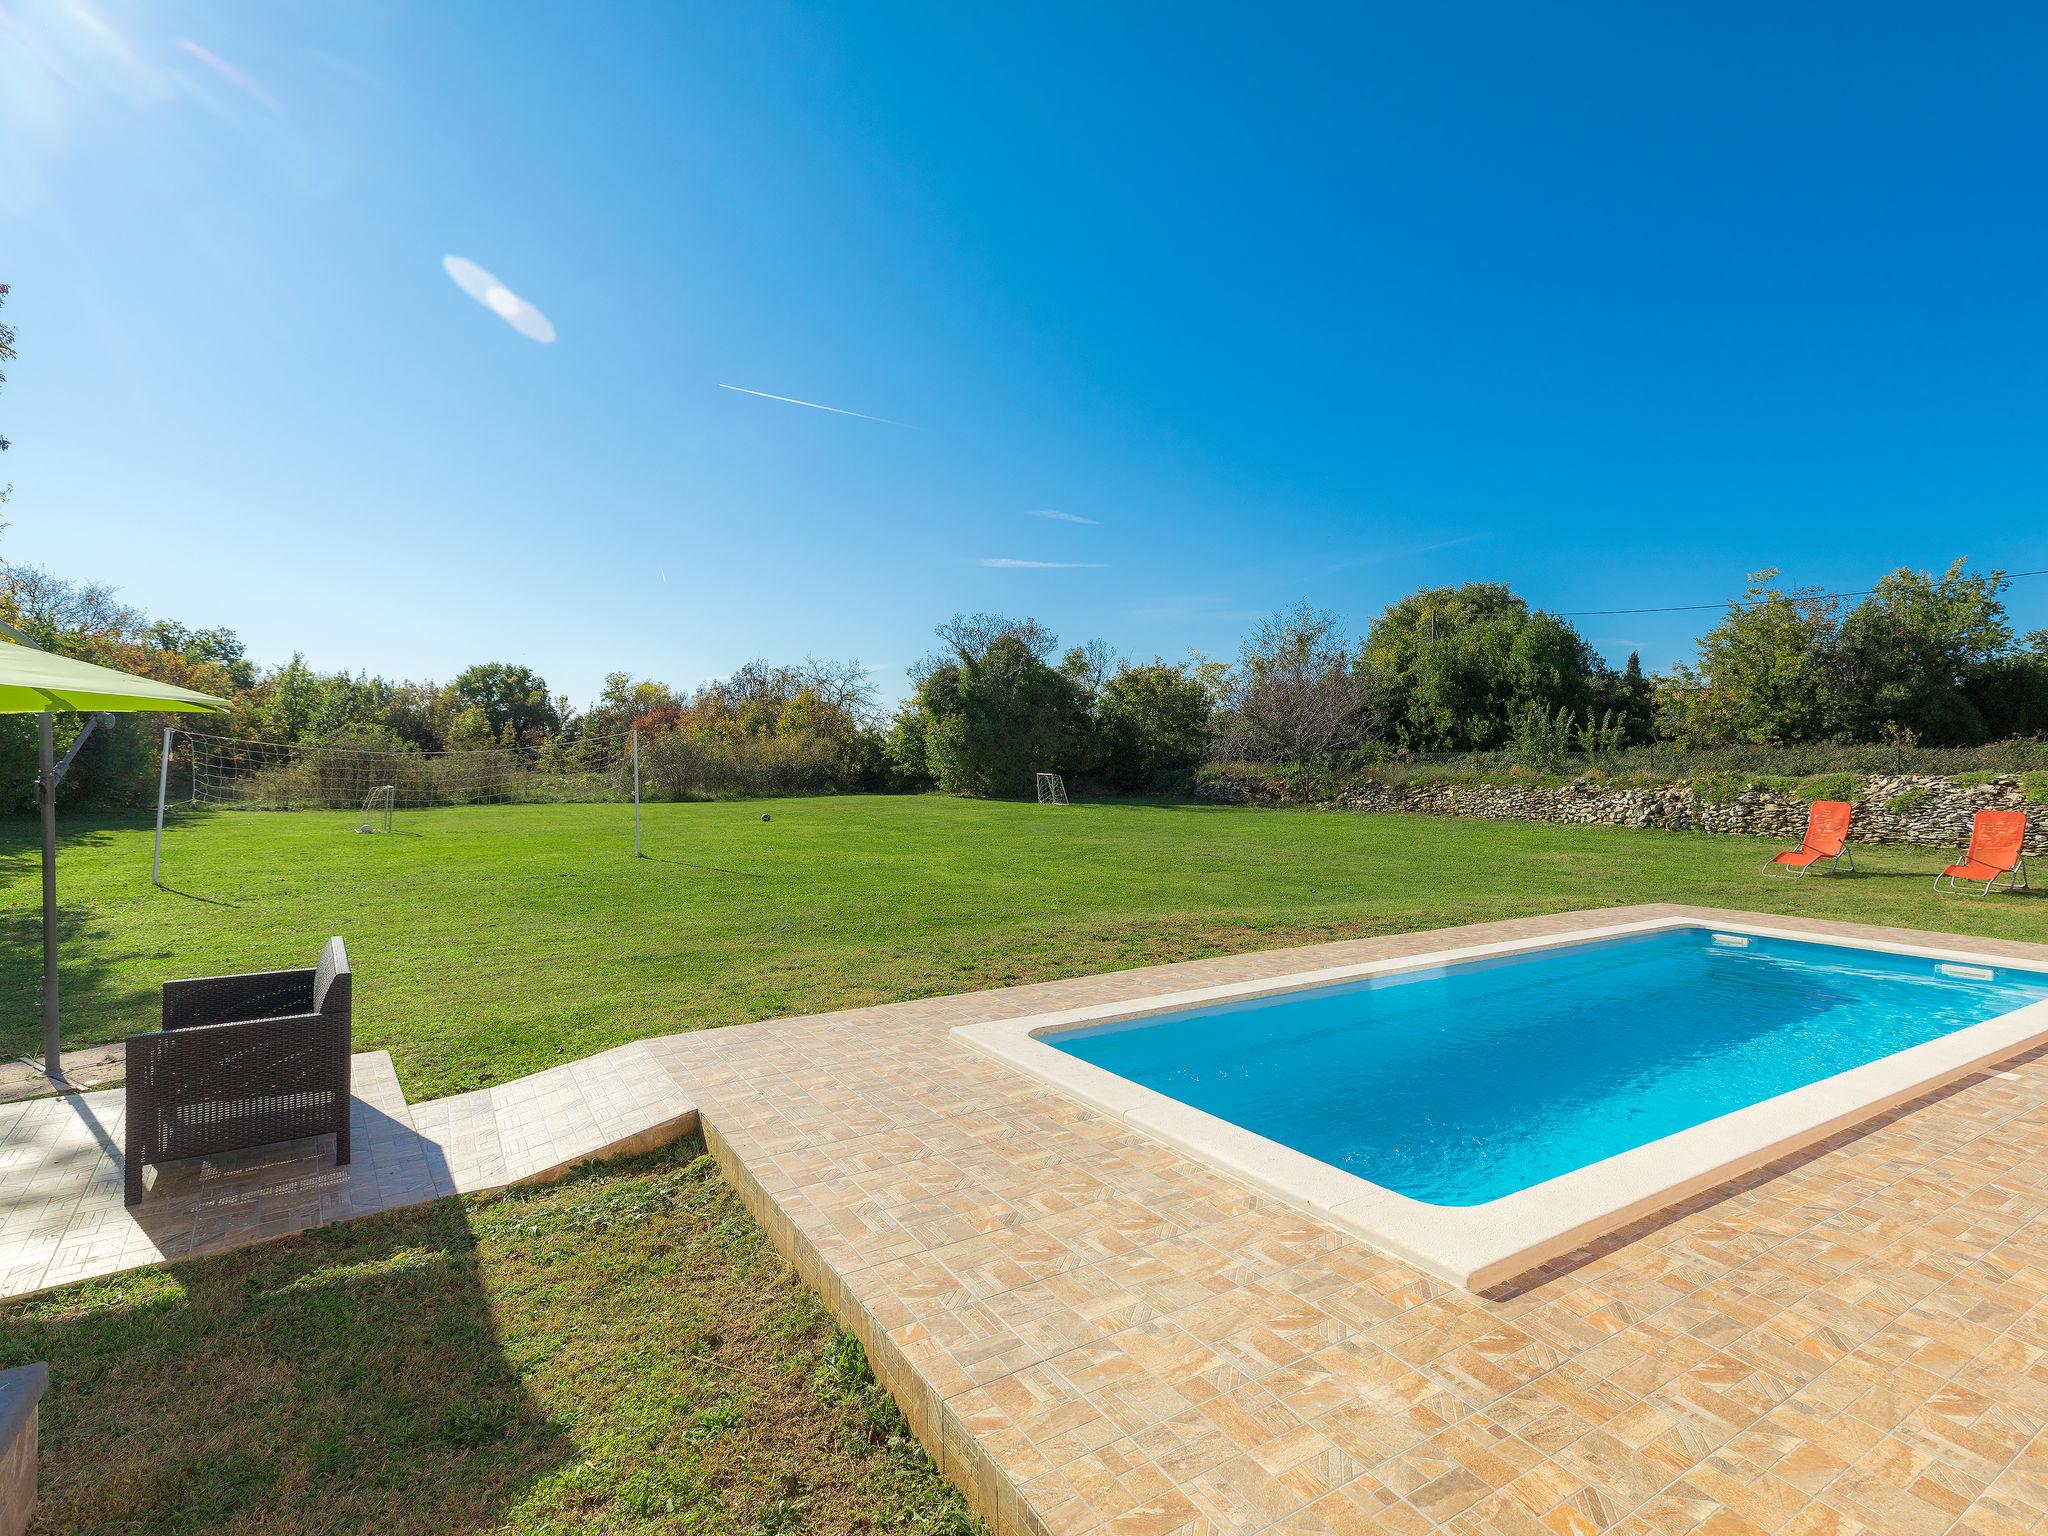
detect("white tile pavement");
top-left (0, 1040), bottom-right (698, 1299)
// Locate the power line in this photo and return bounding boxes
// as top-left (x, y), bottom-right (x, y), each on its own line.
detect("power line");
top-left (1557, 568), bottom-right (2048, 619)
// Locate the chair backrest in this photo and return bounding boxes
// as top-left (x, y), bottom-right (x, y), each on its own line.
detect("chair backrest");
top-left (1804, 800), bottom-right (1852, 857)
top-left (312, 936), bottom-right (351, 1019)
top-left (1966, 809), bottom-right (2028, 872)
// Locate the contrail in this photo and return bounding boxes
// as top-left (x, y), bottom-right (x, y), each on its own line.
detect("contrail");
top-left (980, 558), bottom-right (1107, 570)
top-left (718, 383), bottom-right (909, 426)
top-left (1026, 509), bottom-right (1099, 525)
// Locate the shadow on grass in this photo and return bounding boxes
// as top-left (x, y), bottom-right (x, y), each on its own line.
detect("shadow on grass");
top-left (636, 855), bottom-right (764, 879)
top-left (0, 907), bottom-right (153, 1064)
top-left (150, 884), bottom-right (239, 907)
top-left (1, 1134), bottom-right (988, 1536)
top-left (1, 1185), bottom-right (568, 1536)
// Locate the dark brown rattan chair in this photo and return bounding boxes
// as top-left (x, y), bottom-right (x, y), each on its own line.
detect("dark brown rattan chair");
top-left (124, 937), bottom-right (352, 1206)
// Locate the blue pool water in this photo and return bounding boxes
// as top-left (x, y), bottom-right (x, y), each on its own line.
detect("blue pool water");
top-left (1050, 928), bottom-right (2048, 1206)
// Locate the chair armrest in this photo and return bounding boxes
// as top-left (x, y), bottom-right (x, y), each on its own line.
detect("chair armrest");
top-left (162, 969), bottom-right (317, 1031)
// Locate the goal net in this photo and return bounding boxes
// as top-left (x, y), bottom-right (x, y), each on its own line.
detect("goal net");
top-left (357, 784), bottom-right (396, 834)
top-left (179, 728), bottom-right (635, 812)
top-left (1035, 771), bottom-right (1069, 806)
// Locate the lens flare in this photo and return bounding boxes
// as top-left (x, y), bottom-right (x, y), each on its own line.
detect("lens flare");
top-left (442, 255), bottom-right (555, 343)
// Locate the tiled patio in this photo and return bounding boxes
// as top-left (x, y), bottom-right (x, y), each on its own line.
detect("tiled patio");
top-left (9, 903), bottom-right (2048, 1535)
top-left (647, 905), bottom-right (2048, 1536)
top-left (0, 1040), bottom-right (695, 1296)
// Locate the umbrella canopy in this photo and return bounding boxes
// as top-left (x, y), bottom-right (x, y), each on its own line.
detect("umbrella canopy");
top-left (0, 640), bottom-right (228, 715)
top-left (0, 635), bottom-right (229, 1079)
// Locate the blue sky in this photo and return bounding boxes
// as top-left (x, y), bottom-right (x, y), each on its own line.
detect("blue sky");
top-left (4, 2), bottom-right (2044, 708)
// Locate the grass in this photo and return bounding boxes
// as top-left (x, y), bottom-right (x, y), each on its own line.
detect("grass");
top-left (0, 1136), bottom-right (984, 1536)
top-left (2, 794), bottom-right (2040, 1099)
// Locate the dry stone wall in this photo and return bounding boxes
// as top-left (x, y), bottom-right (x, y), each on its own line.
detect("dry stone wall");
top-left (1197, 770), bottom-right (2048, 854)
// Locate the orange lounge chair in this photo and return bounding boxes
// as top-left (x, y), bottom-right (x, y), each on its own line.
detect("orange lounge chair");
top-left (1761, 800), bottom-right (1855, 879)
top-left (1935, 809), bottom-right (2030, 895)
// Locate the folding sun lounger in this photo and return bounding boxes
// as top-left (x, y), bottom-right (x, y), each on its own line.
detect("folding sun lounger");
top-left (1761, 799), bottom-right (1854, 879)
top-left (1934, 808), bottom-right (2030, 896)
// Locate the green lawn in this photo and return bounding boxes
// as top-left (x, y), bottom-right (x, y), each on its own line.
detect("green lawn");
top-left (1, 795), bottom-right (2038, 1100)
top-left (0, 1137), bottom-right (983, 1536)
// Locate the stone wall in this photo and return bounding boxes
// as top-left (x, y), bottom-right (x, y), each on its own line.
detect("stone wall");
top-left (1196, 770), bottom-right (2048, 854)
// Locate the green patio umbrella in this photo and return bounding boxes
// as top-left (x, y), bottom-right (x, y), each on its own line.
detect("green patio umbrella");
top-left (0, 625), bottom-right (228, 1079)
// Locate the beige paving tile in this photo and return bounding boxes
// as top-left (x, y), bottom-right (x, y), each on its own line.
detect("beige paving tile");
top-left (644, 905), bottom-right (2048, 1535)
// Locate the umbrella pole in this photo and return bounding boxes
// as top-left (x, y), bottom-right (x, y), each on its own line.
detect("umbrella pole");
top-left (38, 712), bottom-right (59, 1081)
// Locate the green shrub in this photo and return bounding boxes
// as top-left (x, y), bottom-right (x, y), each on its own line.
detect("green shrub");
top-left (1692, 772), bottom-right (1746, 805)
top-left (1795, 773), bottom-right (1859, 804)
top-left (1574, 709), bottom-right (1629, 769)
top-left (911, 634), bottom-right (1092, 798)
top-left (637, 729), bottom-right (845, 800)
top-left (2022, 772), bottom-right (2048, 804)
top-left (1886, 786), bottom-right (1931, 814)
top-left (1505, 705), bottom-right (1566, 774)
top-left (1096, 663), bottom-right (1212, 791)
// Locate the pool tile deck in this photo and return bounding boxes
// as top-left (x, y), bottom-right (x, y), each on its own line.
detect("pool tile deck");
top-left (645, 904), bottom-right (2048, 1536)
top-left (8, 903), bottom-right (2048, 1535)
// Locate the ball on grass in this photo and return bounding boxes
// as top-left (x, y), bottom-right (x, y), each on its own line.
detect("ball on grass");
top-left (761, 812), bottom-right (771, 822)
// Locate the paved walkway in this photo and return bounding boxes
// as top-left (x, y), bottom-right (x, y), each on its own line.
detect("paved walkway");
top-left (0, 1041), bottom-right (128, 1104)
top-left (8, 904), bottom-right (2048, 1536)
top-left (0, 1041), bottom-right (695, 1296)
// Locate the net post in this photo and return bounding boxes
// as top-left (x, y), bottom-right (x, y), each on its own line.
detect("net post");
top-left (631, 727), bottom-right (642, 857)
top-left (151, 725), bottom-right (173, 887)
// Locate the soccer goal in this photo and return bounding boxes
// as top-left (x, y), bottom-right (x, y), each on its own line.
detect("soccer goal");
top-left (356, 784), bottom-right (396, 834)
top-left (1035, 771), bottom-right (1069, 806)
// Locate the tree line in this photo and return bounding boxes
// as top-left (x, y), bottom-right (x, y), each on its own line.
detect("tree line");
top-left (886, 558), bottom-right (2047, 791)
top-left (2, 552), bottom-right (2044, 809)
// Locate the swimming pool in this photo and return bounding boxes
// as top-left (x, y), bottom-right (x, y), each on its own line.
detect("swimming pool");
top-left (953, 914), bottom-right (2048, 1290)
top-left (1052, 928), bottom-right (2048, 1205)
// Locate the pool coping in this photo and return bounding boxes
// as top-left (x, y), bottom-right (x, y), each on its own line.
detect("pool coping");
top-left (951, 913), bottom-right (2048, 1293)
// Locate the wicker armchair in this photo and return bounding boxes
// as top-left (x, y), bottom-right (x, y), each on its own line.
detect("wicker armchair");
top-left (124, 937), bottom-right (352, 1206)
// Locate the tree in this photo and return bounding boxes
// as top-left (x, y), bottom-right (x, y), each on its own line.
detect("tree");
top-left (1658, 572), bottom-right (1841, 747)
top-left (582, 672), bottom-right (678, 742)
top-left (1587, 651), bottom-right (1656, 746)
top-left (147, 620), bottom-right (257, 692)
top-left (912, 631), bottom-right (1092, 796)
top-left (1216, 605), bottom-right (1377, 764)
top-left (452, 662), bottom-right (561, 744)
top-left (1835, 560), bottom-right (2011, 745)
top-left (1097, 661), bottom-right (1213, 789)
top-left (258, 654), bottom-right (322, 740)
top-left (1, 565), bottom-right (141, 645)
top-left (443, 702), bottom-right (498, 751)
top-left (1060, 639), bottom-right (1116, 699)
top-left (380, 680), bottom-right (454, 750)
top-left (885, 705), bottom-right (936, 790)
top-left (1360, 583), bottom-right (1597, 750)
top-left (912, 612), bottom-right (1057, 686)
top-left (1967, 631), bottom-right (2048, 741)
